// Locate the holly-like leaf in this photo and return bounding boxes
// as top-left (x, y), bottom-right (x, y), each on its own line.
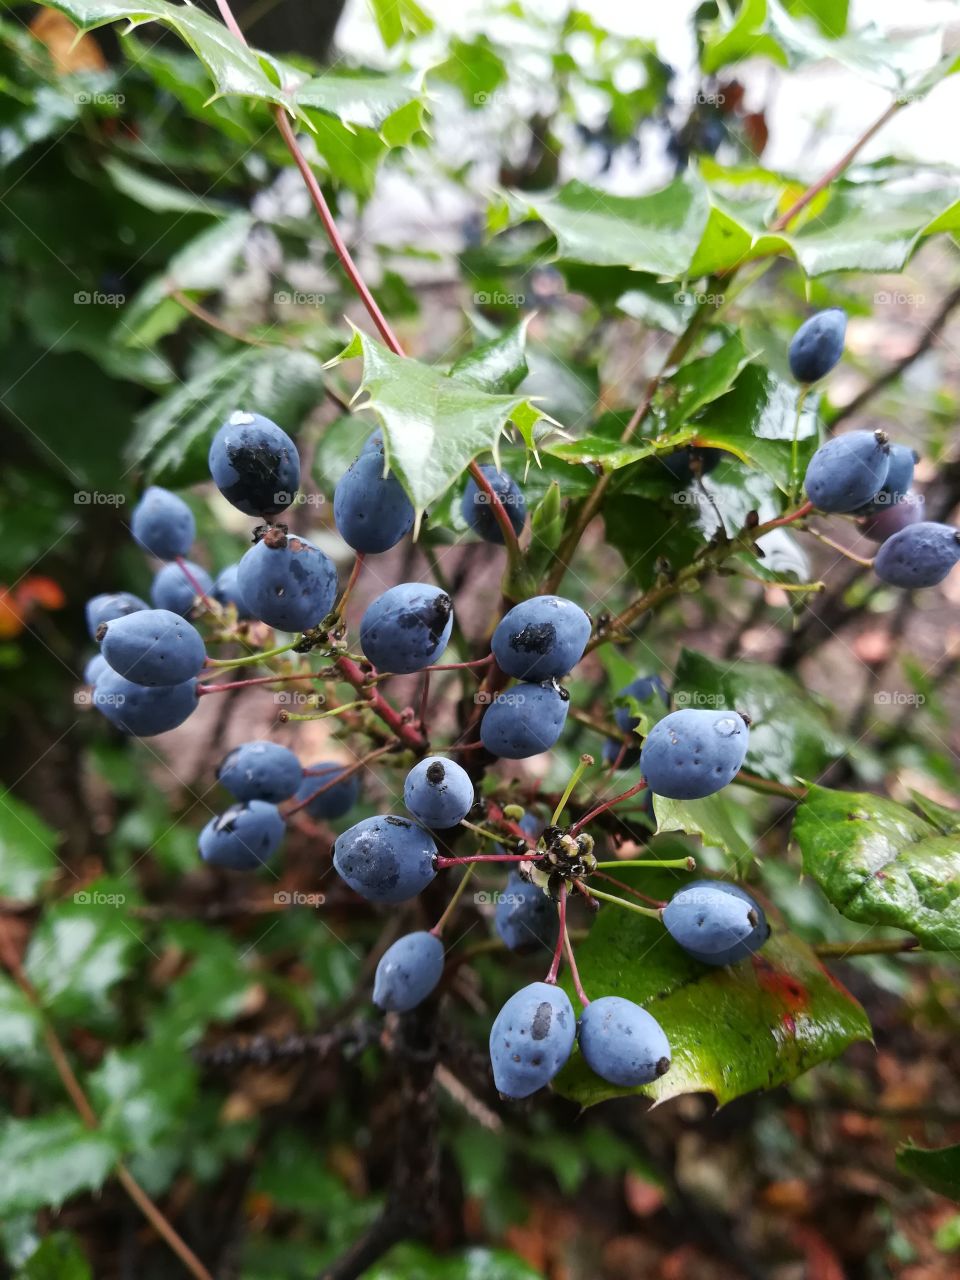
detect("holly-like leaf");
top-left (0, 1113), bottom-right (117, 1214)
top-left (554, 872), bottom-right (871, 1106)
top-left (0, 791), bottom-right (60, 903)
top-left (368, 0), bottom-right (434, 50)
top-left (897, 1141), bottom-right (960, 1201)
top-left (127, 345), bottom-right (327, 487)
top-left (451, 323), bottom-right (530, 394)
top-left (658, 334), bottom-right (754, 432)
top-left (791, 785), bottom-right (960, 950)
top-left (328, 329), bottom-right (554, 518)
top-left (653, 792), bottom-right (756, 868)
top-left (673, 649), bottom-right (845, 786)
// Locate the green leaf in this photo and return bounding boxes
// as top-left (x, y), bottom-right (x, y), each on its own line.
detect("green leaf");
top-left (431, 35), bottom-right (507, 107)
top-left (23, 880), bottom-right (138, 1021)
top-left (368, 0), bottom-right (434, 49)
top-left (792, 785), bottom-right (960, 950)
top-left (673, 649), bottom-right (845, 786)
top-left (17, 1234), bottom-right (93, 1280)
top-left (554, 872), bottom-right (871, 1106)
top-left (0, 976), bottom-right (42, 1066)
top-left (897, 1141), bottom-right (960, 1201)
top-left (369, 1246), bottom-right (542, 1280)
top-left (0, 791), bottom-right (60, 903)
top-left (451, 323), bottom-right (530, 394)
top-left (329, 329), bottom-right (552, 517)
top-left (658, 334), bottom-right (754, 431)
top-left (909, 791), bottom-right (960, 834)
top-left (0, 1113), bottom-right (116, 1214)
top-left (524, 481), bottom-right (564, 582)
top-left (102, 157), bottom-right (229, 216)
top-left (127, 345), bottom-right (326, 487)
top-left (653, 792), bottom-right (756, 867)
top-left (88, 1043), bottom-right (197, 1153)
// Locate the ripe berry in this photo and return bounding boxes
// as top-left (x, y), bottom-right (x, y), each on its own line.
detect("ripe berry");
top-left (640, 707), bottom-right (749, 800)
top-left (659, 446), bottom-right (724, 484)
top-left (874, 521), bottom-right (960, 588)
top-left (861, 492), bottom-right (924, 543)
top-left (93, 669), bottom-right (198, 737)
top-left (333, 815), bottom-right (437, 904)
top-left (461, 464), bottom-right (527, 543)
top-left (577, 997), bottom-right (671, 1086)
top-left (359, 583), bottom-right (453, 674)
top-left (293, 762), bottom-right (360, 819)
top-left (99, 608), bottom-right (206, 687)
top-left (489, 981), bottom-right (576, 1098)
top-left (212, 563), bottom-right (252, 618)
top-left (662, 880), bottom-right (769, 966)
top-left (130, 486), bottom-right (195, 560)
top-left (333, 445), bottom-right (415, 554)
top-left (491, 595), bottom-right (591, 681)
top-left (804, 430), bottom-right (890, 513)
top-left (237, 531), bottom-right (338, 632)
top-left (604, 673), bottom-right (669, 769)
top-left (151, 560), bottom-right (214, 617)
top-left (198, 800), bottom-right (285, 870)
top-left (85, 591), bottom-right (147, 640)
top-left (83, 653), bottom-right (108, 686)
top-left (480, 682), bottom-right (569, 759)
top-left (373, 931), bottom-right (445, 1012)
top-left (208, 411), bottom-right (300, 516)
top-left (217, 741), bottom-right (303, 803)
top-left (495, 871), bottom-right (558, 952)
top-left (788, 308), bottom-right (847, 383)
top-left (856, 443), bottom-right (917, 514)
top-left (403, 757), bottom-right (474, 829)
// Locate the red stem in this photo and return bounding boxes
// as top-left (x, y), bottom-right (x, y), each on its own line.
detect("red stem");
top-left (570, 781), bottom-right (648, 834)
top-left (755, 499), bottom-right (813, 532)
top-left (434, 853), bottom-right (544, 868)
top-left (175, 556), bottom-right (217, 612)
top-left (335, 654), bottom-right (426, 752)
top-left (593, 870), bottom-right (666, 909)
top-left (563, 926), bottom-right (589, 1006)
top-left (545, 885), bottom-right (567, 984)
top-left (283, 744), bottom-right (394, 816)
top-left (197, 671), bottom-right (319, 695)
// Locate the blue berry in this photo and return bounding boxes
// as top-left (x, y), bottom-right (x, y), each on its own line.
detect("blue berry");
top-left (857, 443), bottom-right (916, 513)
top-left (360, 429), bottom-right (384, 455)
top-left (212, 563), bottom-right (252, 618)
top-left (359, 583), bottom-right (453, 674)
top-left (804, 430), bottom-right (890, 513)
top-left (480, 682), bottom-right (569, 759)
top-left (151, 560), bottom-right (214, 617)
top-left (640, 707), bottom-right (749, 799)
top-left (659, 446), bottom-right (724, 483)
top-left (198, 800), bottom-right (285, 870)
top-left (237, 531), bottom-right (338, 632)
top-left (403, 756), bottom-right (474, 829)
top-left (85, 591), bottom-right (147, 640)
top-left (662, 880), bottom-right (769, 966)
top-left (293, 762), bottom-right (360, 820)
top-left (333, 816), bottom-right (437, 904)
top-left (83, 653), bottom-right (108, 685)
top-left (861, 492), bottom-right (924, 543)
top-left (489, 981), bottom-right (576, 1098)
top-left (495, 871), bottom-right (558, 952)
top-left (130, 486), bottom-right (195, 560)
top-left (613, 673), bottom-right (669, 736)
top-left (99, 608), bottom-right (206, 687)
top-left (491, 596), bottom-right (591, 681)
top-left (93, 669), bottom-right (198, 736)
top-left (577, 997), bottom-right (671, 1086)
top-left (874, 521), bottom-right (960, 588)
top-left (217, 740), bottom-right (303, 803)
top-left (208, 411), bottom-right (300, 516)
top-left (788, 308), bottom-right (847, 383)
top-left (373, 931), bottom-right (445, 1012)
top-left (333, 446), bottom-right (414, 554)
top-left (461, 464), bottom-right (527, 544)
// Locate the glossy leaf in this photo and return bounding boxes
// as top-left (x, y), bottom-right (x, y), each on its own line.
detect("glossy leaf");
top-left (554, 872), bottom-right (871, 1106)
top-left (329, 329), bottom-right (552, 517)
top-left (658, 334), bottom-right (754, 431)
top-left (653, 792), bottom-right (756, 868)
top-left (0, 976), bottom-right (42, 1066)
top-left (672, 649), bottom-right (845, 786)
top-left (0, 1113), bottom-right (116, 1214)
top-left (450, 323), bottom-right (529, 394)
top-left (897, 1141), bottom-right (960, 1201)
top-left (127, 345), bottom-right (326, 487)
top-left (368, 0), bottom-right (434, 49)
top-left (792, 785), bottom-right (960, 950)
top-left (0, 791), bottom-right (60, 903)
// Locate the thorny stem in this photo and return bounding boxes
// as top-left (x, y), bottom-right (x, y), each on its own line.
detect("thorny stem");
top-left (544, 884), bottom-right (568, 984)
top-left (551, 753), bottom-right (594, 826)
top-left (569, 780), bottom-right (648, 834)
top-left (431, 865), bottom-right (477, 936)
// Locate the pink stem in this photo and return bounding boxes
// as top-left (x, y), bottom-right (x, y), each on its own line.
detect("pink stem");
top-left (545, 885), bottom-right (567, 984)
top-left (570, 781), bottom-right (648, 834)
top-left (434, 853), bottom-right (544, 868)
top-left (175, 556), bottom-right (217, 612)
top-left (564, 926), bottom-right (589, 1006)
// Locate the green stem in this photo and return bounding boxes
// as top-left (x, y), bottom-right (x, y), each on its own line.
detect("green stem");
top-left (594, 857), bottom-right (695, 871)
top-left (581, 884), bottom-right (662, 920)
top-left (789, 386), bottom-right (809, 505)
top-left (432, 865), bottom-right (477, 936)
top-left (551, 753), bottom-right (594, 826)
top-left (205, 641), bottom-right (298, 670)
